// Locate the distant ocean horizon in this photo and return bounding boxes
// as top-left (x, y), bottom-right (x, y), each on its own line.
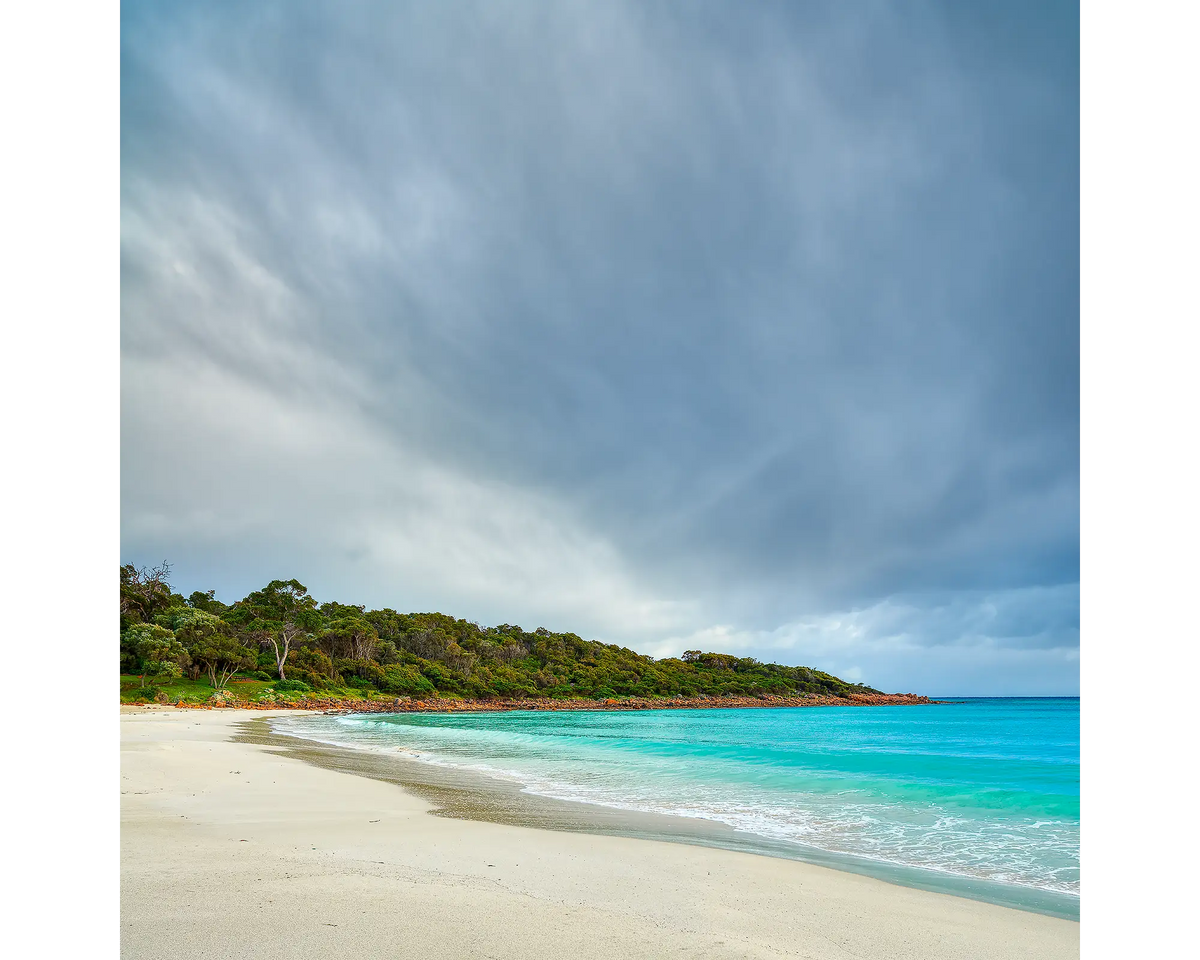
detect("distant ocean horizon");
top-left (275, 697), bottom-right (1079, 918)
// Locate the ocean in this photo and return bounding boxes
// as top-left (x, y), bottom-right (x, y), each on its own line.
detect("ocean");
top-left (273, 697), bottom-right (1079, 918)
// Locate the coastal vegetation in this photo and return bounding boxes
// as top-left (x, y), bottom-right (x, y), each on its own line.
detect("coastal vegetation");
top-left (120, 562), bottom-right (881, 705)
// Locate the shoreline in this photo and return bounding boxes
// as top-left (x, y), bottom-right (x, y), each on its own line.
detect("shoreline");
top-left (132, 690), bottom-right (941, 712)
top-left (122, 708), bottom-right (1078, 959)
top-left (257, 712), bottom-right (1079, 921)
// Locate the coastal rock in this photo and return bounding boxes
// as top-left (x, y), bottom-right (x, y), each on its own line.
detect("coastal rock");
top-left (186, 691), bottom-right (935, 712)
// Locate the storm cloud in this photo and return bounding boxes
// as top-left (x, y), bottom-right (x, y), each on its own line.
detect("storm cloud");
top-left (121, 0), bottom-right (1079, 695)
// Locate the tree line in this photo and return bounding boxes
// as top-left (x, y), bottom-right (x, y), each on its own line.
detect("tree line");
top-left (120, 562), bottom-right (878, 700)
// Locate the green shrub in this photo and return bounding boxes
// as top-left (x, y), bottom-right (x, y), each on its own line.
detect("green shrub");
top-left (378, 664), bottom-right (436, 696)
top-left (289, 646), bottom-right (336, 679)
top-left (273, 679), bottom-right (311, 692)
top-left (336, 657), bottom-right (385, 688)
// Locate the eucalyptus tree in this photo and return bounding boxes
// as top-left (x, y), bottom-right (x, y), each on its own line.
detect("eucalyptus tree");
top-left (321, 617), bottom-right (379, 661)
top-left (120, 561), bottom-right (175, 627)
top-left (232, 579), bottom-right (321, 680)
top-left (187, 632), bottom-right (256, 690)
top-left (186, 589), bottom-right (229, 616)
top-left (121, 623), bottom-right (189, 687)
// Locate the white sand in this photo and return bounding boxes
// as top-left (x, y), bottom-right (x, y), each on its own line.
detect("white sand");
top-left (121, 708), bottom-right (1078, 959)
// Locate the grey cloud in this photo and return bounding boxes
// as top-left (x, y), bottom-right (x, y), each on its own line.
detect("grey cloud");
top-left (659, 585), bottom-right (1080, 695)
top-left (122, 0), bottom-right (1078, 693)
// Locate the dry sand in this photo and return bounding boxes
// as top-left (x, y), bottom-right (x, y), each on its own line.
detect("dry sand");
top-left (120, 707), bottom-right (1078, 959)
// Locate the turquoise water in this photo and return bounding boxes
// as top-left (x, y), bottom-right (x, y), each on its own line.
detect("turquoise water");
top-left (276, 699), bottom-right (1079, 914)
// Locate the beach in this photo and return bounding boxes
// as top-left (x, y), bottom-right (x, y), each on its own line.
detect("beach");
top-left (121, 708), bottom-right (1079, 959)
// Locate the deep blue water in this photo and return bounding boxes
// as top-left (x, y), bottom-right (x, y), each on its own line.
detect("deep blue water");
top-left (276, 698), bottom-right (1079, 914)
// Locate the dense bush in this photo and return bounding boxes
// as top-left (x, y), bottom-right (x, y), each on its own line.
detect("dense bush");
top-left (290, 646), bottom-right (336, 680)
top-left (118, 565), bottom-right (880, 700)
top-left (273, 679), bottom-right (311, 692)
top-left (378, 664), bottom-right (436, 696)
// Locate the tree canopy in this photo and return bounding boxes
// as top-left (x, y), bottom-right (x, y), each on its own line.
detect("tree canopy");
top-left (118, 564), bottom-right (880, 699)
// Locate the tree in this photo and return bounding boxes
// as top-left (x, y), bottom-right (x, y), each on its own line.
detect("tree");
top-left (120, 562), bottom-right (174, 626)
top-left (186, 632), bottom-right (255, 690)
top-left (289, 646), bottom-right (336, 681)
top-left (321, 617), bottom-right (379, 661)
top-left (318, 601), bottom-right (366, 621)
top-left (156, 606), bottom-right (227, 633)
top-left (121, 623), bottom-right (190, 688)
top-left (186, 589), bottom-right (228, 616)
top-left (232, 579), bottom-right (320, 680)
top-left (154, 608), bottom-right (233, 680)
top-left (363, 607), bottom-right (404, 644)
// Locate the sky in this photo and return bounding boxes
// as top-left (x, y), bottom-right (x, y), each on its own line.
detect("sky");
top-left (120, 0), bottom-right (1079, 696)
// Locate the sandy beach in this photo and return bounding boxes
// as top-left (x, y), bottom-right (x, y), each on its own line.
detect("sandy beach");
top-left (121, 708), bottom-right (1079, 959)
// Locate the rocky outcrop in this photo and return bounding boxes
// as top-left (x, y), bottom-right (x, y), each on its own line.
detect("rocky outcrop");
top-left (173, 691), bottom-right (938, 712)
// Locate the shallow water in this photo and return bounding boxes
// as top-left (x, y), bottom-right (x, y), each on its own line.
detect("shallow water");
top-left (273, 698), bottom-right (1079, 917)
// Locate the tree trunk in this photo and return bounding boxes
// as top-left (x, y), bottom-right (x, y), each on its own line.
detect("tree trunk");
top-left (266, 635), bottom-right (286, 680)
top-left (271, 628), bottom-right (299, 680)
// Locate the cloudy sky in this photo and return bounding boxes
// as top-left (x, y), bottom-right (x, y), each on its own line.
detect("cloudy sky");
top-left (121, 0), bottom-right (1078, 696)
